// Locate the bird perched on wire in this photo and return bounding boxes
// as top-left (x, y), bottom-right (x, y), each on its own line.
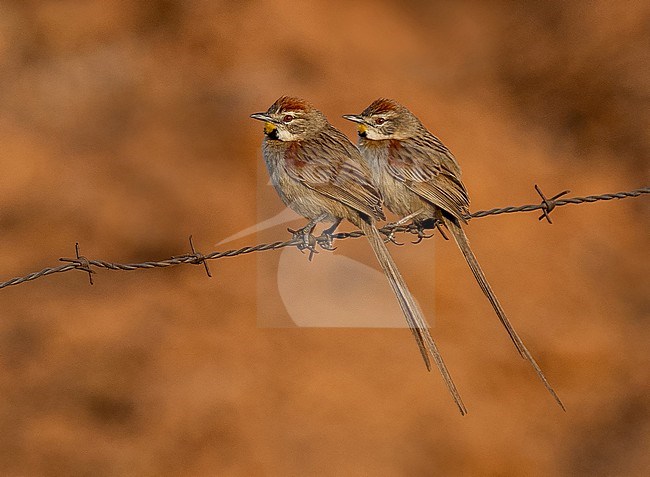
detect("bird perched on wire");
top-left (251, 96), bottom-right (467, 414)
top-left (343, 99), bottom-right (565, 410)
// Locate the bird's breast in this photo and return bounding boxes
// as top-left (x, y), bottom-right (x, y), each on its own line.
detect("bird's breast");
top-left (282, 141), bottom-right (308, 170)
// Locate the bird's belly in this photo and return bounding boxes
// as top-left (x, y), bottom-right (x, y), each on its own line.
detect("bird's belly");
top-left (373, 168), bottom-right (432, 220)
top-left (272, 172), bottom-right (342, 224)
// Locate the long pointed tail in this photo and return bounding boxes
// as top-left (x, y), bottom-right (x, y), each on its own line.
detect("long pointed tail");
top-left (360, 220), bottom-right (467, 415)
top-left (443, 216), bottom-right (565, 410)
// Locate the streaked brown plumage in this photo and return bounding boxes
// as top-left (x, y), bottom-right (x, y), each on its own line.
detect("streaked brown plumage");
top-left (252, 96), bottom-right (467, 414)
top-left (344, 99), bottom-right (565, 410)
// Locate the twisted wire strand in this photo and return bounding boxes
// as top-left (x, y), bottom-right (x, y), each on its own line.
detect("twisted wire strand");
top-left (468, 187), bottom-right (648, 218)
top-left (1, 186), bottom-right (647, 290)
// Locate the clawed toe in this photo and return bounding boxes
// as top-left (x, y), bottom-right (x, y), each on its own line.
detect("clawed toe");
top-left (411, 226), bottom-right (434, 244)
top-left (288, 227), bottom-right (319, 260)
top-left (316, 233), bottom-right (337, 251)
top-left (383, 224), bottom-right (405, 246)
top-left (435, 221), bottom-right (449, 241)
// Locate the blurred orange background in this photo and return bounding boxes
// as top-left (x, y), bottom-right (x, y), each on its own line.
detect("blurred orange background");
top-left (0, 1), bottom-right (648, 475)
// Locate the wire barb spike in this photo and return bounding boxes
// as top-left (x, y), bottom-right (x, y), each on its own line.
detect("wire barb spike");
top-left (59, 242), bottom-right (95, 285)
top-left (188, 235), bottom-right (212, 278)
top-left (534, 184), bottom-right (571, 224)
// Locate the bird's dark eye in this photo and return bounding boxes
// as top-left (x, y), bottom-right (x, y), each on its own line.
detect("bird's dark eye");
top-left (375, 117), bottom-right (386, 125)
top-left (282, 114), bottom-right (294, 123)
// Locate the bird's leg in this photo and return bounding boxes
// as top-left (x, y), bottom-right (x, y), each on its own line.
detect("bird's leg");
top-left (383, 208), bottom-right (427, 245)
top-left (288, 214), bottom-right (327, 260)
top-left (416, 217), bottom-right (449, 241)
top-left (410, 217), bottom-right (437, 244)
top-left (317, 218), bottom-right (342, 251)
top-left (434, 221), bottom-right (449, 241)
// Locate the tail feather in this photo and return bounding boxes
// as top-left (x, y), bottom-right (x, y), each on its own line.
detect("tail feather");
top-left (360, 220), bottom-right (467, 415)
top-left (444, 216), bottom-right (565, 411)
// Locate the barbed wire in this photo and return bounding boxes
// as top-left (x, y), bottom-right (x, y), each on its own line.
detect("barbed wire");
top-left (1, 185), bottom-right (648, 290)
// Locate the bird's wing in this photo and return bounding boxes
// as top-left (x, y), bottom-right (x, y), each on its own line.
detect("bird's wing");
top-left (284, 128), bottom-right (385, 221)
top-left (384, 134), bottom-right (469, 222)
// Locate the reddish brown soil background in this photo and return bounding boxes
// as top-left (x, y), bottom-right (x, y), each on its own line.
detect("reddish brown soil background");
top-left (0, 1), bottom-right (648, 476)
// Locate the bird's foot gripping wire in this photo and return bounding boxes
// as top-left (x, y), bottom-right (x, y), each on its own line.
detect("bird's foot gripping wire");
top-left (382, 222), bottom-right (406, 246)
top-left (315, 218), bottom-right (341, 252)
top-left (381, 208), bottom-right (429, 245)
top-left (408, 220), bottom-right (436, 244)
top-left (288, 226), bottom-right (319, 260)
top-left (288, 214), bottom-right (330, 260)
top-left (316, 232), bottom-right (337, 251)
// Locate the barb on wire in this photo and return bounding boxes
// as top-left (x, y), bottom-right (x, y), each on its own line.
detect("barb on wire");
top-left (60, 242), bottom-right (95, 285)
top-left (534, 185), bottom-right (571, 224)
top-left (1, 185), bottom-right (648, 290)
top-left (176, 235), bottom-right (212, 278)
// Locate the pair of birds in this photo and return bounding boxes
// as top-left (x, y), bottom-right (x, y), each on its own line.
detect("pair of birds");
top-left (251, 96), bottom-right (564, 415)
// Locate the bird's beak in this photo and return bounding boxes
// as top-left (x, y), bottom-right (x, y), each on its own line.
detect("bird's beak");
top-left (251, 112), bottom-right (279, 136)
top-left (343, 114), bottom-right (368, 136)
top-left (342, 114), bottom-right (364, 124)
top-left (250, 112), bottom-right (274, 122)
